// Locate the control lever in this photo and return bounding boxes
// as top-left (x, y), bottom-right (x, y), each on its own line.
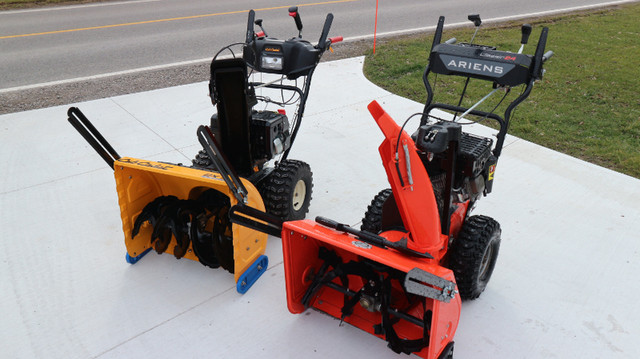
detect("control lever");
top-left (518, 24), bottom-right (532, 54)
top-left (468, 14), bottom-right (482, 44)
top-left (540, 50), bottom-right (554, 78)
top-left (468, 14), bottom-right (482, 26)
top-left (288, 6), bottom-right (303, 38)
top-left (254, 19), bottom-right (267, 37)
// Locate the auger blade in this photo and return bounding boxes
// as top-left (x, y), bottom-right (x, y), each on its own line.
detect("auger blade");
top-left (131, 195), bottom-right (178, 238)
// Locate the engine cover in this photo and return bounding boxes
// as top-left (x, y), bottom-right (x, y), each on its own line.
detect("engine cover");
top-left (250, 110), bottom-right (291, 161)
top-left (458, 133), bottom-right (493, 178)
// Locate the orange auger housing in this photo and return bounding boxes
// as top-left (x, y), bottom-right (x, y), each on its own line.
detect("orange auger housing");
top-left (279, 101), bottom-right (461, 358)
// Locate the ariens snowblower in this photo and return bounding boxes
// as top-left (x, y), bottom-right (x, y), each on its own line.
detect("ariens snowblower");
top-left (231, 15), bottom-right (552, 357)
top-left (67, 7), bottom-right (341, 294)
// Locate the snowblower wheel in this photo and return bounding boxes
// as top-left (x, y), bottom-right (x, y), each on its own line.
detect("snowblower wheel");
top-left (449, 215), bottom-right (501, 300)
top-left (360, 188), bottom-right (392, 233)
top-left (260, 159), bottom-right (313, 221)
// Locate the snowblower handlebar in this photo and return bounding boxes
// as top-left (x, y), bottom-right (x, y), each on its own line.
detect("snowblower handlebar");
top-left (427, 16), bottom-right (550, 86)
top-left (423, 16), bottom-right (552, 158)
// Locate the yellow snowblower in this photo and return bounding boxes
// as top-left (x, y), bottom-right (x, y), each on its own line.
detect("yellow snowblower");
top-left (67, 7), bottom-right (341, 293)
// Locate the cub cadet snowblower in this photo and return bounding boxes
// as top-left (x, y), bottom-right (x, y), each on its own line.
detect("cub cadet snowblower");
top-left (230, 15), bottom-right (552, 356)
top-left (67, 8), bottom-right (341, 294)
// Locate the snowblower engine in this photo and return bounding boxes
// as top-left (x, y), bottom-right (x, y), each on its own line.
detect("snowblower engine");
top-left (415, 122), bottom-right (496, 210)
top-left (208, 108), bottom-right (291, 166)
top-left (250, 110), bottom-right (291, 160)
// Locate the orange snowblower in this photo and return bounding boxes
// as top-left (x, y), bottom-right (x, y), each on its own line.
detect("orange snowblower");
top-left (231, 15), bottom-right (552, 357)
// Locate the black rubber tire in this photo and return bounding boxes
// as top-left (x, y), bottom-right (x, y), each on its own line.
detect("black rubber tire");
top-left (360, 188), bottom-right (393, 233)
top-left (449, 215), bottom-right (501, 300)
top-left (259, 159), bottom-right (313, 221)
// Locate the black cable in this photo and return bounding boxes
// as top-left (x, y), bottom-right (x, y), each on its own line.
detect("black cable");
top-left (507, 85), bottom-right (527, 126)
top-left (393, 112), bottom-right (428, 186)
top-left (212, 42), bottom-right (245, 61)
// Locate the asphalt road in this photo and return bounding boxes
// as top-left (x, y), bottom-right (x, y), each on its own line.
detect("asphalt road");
top-left (1, 0), bottom-right (634, 91)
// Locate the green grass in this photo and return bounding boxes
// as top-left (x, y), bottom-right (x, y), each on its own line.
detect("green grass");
top-left (364, 4), bottom-right (640, 179)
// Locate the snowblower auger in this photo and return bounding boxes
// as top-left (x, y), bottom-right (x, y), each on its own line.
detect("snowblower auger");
top-left (67, 107), bottom-right (268, 294)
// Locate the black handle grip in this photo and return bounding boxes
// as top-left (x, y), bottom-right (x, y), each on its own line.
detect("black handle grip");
top-left (289, 6), bottom-right (303, 33)
top-left (67, 107), bottom-right (120, 169)
top-left (521, 24), bottom-right (532, 45)
top-left (315, 216), bottom-right (343, 230)
top-left (317, 13), bottom-right (334, 49)
top-left (532, 27), bottom-right (549, 79)
top-left (246, 10), bottom-right (255, 43)
top-left (431, 16), bottom-right (445, 49)
top-left (468, 14), bottom-right (481, 27)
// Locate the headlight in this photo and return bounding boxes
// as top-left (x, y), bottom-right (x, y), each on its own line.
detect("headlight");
top-left (261, 55), bottom-right (283, 70)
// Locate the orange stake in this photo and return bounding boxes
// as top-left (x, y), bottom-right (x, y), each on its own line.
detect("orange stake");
top-left (373, 0), bottom-right (379, 53)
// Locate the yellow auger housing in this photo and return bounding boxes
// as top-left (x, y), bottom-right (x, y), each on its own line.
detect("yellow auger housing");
top-left (114, 157), bottom-right (267, 289)
top-left (67, 107), bottom-right (269, 294)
